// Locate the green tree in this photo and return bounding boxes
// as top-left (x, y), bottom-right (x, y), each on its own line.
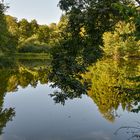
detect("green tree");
top-left (0, 2), bottom-right (17, 53)
top-left (0, 2), bottom-right (9, 52)
top-left (5, 15), bottom-right (18, 37)
top-left (37, 25), bottom-right (50, 43)
top-left (57, 0), bottom-right (138, 63)
top-left (18, 18), bottom-right (32, 41)
top-left (102, 21), bottom-right (140, 59)
top-left (5, 15), bottom-right (19, 49)
top-left (30, 19), bottom-right (39, 35)
top-left (56, 15), bottom-right (69, 41)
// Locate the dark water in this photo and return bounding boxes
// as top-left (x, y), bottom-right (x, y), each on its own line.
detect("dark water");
top-left (0, 57), bottom-right (140, 140)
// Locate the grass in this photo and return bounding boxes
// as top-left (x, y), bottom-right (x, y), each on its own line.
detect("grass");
top-left (8, 53), bottom-right (51, 60)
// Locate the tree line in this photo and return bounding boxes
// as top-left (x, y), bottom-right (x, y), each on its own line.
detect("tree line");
top-left (0, 2), bottom-right (68, 54)
top-left (0, 0), bottom-right (140, 59)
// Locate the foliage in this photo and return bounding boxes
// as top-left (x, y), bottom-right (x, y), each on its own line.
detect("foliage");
top-left (17, 19), bottom-right (60, 53)
top-left (0, 2), bottom-right (11, 52)
top-left (0, 4), bottom-right (19, 53)
top-left (15, 18), bottom-right (60, 53)
top-left (1, 0), bottom-right (140, 57)
top-left (57, 0), bottom-right (138, 64)
top-left (18, 18), bottom-right (32, 40)
top-left (49, 40), bottom-right (89, 105)
top-left (18, 35), bottom-right (50, 53)
top-left (37, 25), bottom-right (50, 43)
top-left (5, 15), bottom-right (19, 39)
top-left (30, 19), bottom-right (39, 35)
top-left (102, 21), bottom-right (140, 59)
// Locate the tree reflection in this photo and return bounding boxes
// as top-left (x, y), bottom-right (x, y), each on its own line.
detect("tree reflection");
top-left (84, 58), bottom-right (140, 122)
top-left (49, 53), bottom-right (140, 121)
top-left (0, 105), bottom-right (15, 135)
top-left (0, 57), bottom-right (50, 94)
top-left (0, 56), bottom-right (140, 123)
top-left (0, 58), bottom-right (15, 134)
top-left (48, 46), bottom-right (89, 105)
top-left (0, 57), bottom-right (50, 135)
top-left (49, 54), bottom-right (140, 122)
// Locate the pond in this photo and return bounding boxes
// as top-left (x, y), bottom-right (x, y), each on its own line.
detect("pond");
top-left (0, 57), bottom-right (140, 140)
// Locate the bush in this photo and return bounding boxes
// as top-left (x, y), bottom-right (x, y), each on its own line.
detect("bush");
top-left (18, 35), bottom-right (51, 53)
top-left (102, 21), bottom-right (140, 59)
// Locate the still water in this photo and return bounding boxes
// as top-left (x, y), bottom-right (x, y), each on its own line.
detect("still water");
top-left (0, 57), bottom-right (140, 140)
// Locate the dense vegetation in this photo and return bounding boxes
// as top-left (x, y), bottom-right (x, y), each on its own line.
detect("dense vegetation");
top-left (0, 2), bottom-right (64, 54)
top-left (0, 0), bottom-right (140, 58)
top-left (59, 0), bottom-right (140, 59)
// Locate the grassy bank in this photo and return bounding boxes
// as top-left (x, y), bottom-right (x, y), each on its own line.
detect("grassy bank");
top-left (4, 53), bottom-right (51, 60)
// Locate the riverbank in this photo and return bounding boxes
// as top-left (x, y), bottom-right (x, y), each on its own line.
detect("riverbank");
top-left (1, 53), bottom-right (51, 60)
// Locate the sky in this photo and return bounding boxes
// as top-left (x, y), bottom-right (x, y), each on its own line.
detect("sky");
top-left (4, 0), bottom-right (62, 25)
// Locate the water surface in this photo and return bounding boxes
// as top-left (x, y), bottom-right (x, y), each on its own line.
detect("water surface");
top-left (0, 57), bottom-right (140, 140)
